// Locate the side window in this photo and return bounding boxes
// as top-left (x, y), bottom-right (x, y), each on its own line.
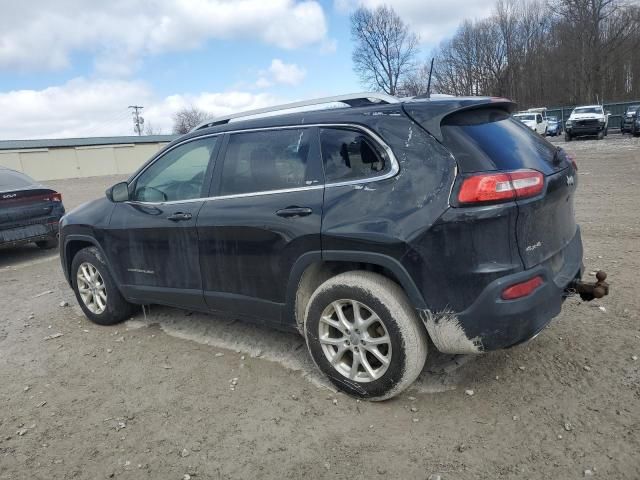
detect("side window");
top-left (133, 137), bottom-right (216, 202)
top-left (219, 129), bottom-right (312, 195)
top-left (319, 128), bottom-right (389, 183)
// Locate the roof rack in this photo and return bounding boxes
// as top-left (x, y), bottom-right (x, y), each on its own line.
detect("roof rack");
top-left (193, 92), bottom-right (399, 131)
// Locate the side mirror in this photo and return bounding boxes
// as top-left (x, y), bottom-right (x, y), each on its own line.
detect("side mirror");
top-left (106, 182), bottom-right (130, 202)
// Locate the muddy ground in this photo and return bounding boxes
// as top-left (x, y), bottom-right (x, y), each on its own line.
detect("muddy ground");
top-left (0, 134), bottom-right (638, 479)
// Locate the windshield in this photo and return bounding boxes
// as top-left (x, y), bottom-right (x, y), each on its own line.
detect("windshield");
top-left (515, 114), bottom-right (535, 121)
top-left (626, 105), bottom-right (640, 113)
top-left (548, 116), bottom-right (558, 122)
top-left (573, 107), bottom-right (602, 115)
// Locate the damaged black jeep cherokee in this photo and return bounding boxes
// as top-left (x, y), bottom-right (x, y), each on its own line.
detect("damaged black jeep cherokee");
top-left (59, 93), bottom-right (608, 400)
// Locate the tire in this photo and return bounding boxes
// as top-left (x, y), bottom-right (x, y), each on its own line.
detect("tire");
top-left (604, 127), bottom-right (608, 136)
top-left (565, 132), bottom-right (572, 142)
top-left (71, 246), bottom-right (134, 325)
top-left (597, 130), bottom-right (604, 140)
top-left (304, 271), bottom-right (428, 401)
top-left (36, 237), bottom-right (58, 249)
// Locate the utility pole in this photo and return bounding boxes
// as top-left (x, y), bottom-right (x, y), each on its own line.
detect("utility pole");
top-left (128, 105), bottom-right (144, 136)
top-left (426, 58), bottom-right (435, 99)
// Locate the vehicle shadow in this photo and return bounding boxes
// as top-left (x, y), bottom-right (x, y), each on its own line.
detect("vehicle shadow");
top-left (122, 304), bottom-right (484, 395)
top-left (0, 243), bottom-right (58, 270)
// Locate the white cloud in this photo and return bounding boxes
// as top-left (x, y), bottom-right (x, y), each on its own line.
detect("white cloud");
top-left (0, 0), bottom-right (328, 73)
top-left (0, 78), bottom-right (281, 139)
top-left (334, 0), bottom-right (494, 44)
top-left (265, 59), bottom-right (308, 87)
top-left (252, 59), bottom-right (307, 88)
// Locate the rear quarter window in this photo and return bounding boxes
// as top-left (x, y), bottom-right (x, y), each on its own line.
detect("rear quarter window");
top-left (441, 108), bottom-right (559, 174)
top-left (0, 169), bottom-right (36, 191)
top-left (319, 128), bottom-right (390, 183)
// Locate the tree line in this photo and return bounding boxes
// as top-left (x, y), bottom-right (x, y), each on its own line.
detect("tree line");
top-left (351, 0), bottom-right (640, 107)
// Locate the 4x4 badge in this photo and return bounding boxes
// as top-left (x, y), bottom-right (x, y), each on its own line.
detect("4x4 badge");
top-left (566, 175), bottom-right (575, 186)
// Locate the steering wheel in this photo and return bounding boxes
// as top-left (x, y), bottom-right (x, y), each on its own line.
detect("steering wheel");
top-left (175, 180), bottom-right (202, 200)
top-left (137, 186), bottom-right (167, 202)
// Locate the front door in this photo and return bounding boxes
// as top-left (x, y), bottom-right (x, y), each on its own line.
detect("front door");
top-left (197, 127), bottom-right (323, 324)
top-left (105, 135), bottom-right (219, 309)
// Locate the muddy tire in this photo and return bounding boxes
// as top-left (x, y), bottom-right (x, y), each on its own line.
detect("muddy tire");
top-left (597, 130), bottom-right (604, 140)
top-left (71, 246), bottom-right (134, 325)
top-left (565, 132), bottom-right (572, 142)
top-left (304, 271), bottom-right (428, 401)
top-left (35, 237), bottom-right (58, 249)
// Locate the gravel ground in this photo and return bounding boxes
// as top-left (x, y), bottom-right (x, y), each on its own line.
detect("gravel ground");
top-left (0, 134), bottom-right (638, 479)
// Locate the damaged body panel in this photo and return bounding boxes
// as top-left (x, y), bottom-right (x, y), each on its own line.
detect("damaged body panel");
top-left (59, 93), bottom-right (608, 364)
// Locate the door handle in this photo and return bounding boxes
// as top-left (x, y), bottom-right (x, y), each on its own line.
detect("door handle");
top-left (276, 207), bottom-right (313, 218)
top-left (167, 212), bottom-right (193, 221)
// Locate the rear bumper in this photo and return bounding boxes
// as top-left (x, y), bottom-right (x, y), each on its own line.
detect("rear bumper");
top-left (0, 220), bottom-right (60, 248)
top-left (422, 228), bottom-right (583, 354)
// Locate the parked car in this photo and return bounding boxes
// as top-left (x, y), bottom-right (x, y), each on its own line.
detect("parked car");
top-left (0, 167), bottom-right (64, 250)
top-left (621, 104), bottom-right (640, 135)
top-left (565, 105), bottom-right (608, 140)
top-left (547, 116), bottom-right (562, 136)
top-left (513, 112), bottom-right (547, 135)
top-left (59, 93), bottom-right (608, 400)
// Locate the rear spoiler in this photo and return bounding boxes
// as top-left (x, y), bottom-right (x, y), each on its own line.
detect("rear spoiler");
top-left (402, 97), bottom-right (517, 142)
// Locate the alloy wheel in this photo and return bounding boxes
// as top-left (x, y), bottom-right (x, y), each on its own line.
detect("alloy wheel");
top-left (76, 262), bottom-right (107, 314)
top-left (318, 299), bottom-right (392, 382)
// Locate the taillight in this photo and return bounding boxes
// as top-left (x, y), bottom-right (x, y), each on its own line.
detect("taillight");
top-left (566, 152), bottom-right (578, 171)
top-left (50, 192), bottom-right (62, 202)
top-left (457, 169), bottom-right (544, 205)
top-left (501, 276), bottom-right (544, 300)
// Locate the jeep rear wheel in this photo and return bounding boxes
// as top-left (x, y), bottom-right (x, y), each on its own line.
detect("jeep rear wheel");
top-left (71, 246), bottom-right (134, 325)
top-left (304, 271), bottom-right (427, 401)
top-left (565, 132), bottom-right (572, 142)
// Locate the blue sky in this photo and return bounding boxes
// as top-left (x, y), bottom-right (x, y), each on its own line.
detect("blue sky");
top-left (0, 0), bottom-right (493, 139)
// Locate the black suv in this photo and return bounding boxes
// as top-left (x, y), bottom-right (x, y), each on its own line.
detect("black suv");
top-left (621, 104), bottom-right (640, 136)
top-left (60, 93), bottom-right (605, 400)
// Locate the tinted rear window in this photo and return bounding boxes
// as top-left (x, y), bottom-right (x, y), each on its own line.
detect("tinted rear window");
top-left (219, 129), bottom-right (313, 196)
top-left (319, 128), bottom-right (390, 183)
top-left (441, 108), bottom-right (560, 174)
top-left (0, 169), bottom-right (35, 191)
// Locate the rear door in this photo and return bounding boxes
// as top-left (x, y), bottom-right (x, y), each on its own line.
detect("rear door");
top-left (197, 127), bottom-right (323, 323)
top-left (438, 108), bottom-right (577, 269)
top-left (105, 135), bottom-right (219, 309)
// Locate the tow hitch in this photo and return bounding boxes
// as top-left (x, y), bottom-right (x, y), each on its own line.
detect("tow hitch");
top-left (567, 271), bottom-right (610, 301)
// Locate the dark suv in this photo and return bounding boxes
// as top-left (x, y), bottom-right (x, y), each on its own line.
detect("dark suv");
top-left (60, 93), bottom-right (606, 400)
top-left (621, 104), bottom-right (640, 136)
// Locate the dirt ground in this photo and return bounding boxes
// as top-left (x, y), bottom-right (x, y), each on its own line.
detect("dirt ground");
top-left (1, 134), bottom-right (638, 479)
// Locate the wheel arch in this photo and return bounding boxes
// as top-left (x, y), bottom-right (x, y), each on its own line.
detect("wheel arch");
top-left (285, 250), bottom-right (426, 333)
top-left (63, 235), bottom-right (115, 287)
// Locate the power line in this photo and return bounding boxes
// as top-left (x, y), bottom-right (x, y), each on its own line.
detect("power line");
top-left (128, 105), bottom-right (144, 136)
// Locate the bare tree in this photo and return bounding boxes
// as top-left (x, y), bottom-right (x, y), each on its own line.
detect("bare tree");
top-left (351, 5), bottom-right (419, 95)
top-left (144, 121), bottom-right (162, 135)
top-left (431, 0), bottom-right (639, 106)
top-left (172, 106), bottom-right (209, 135)
top-left (398, 61), bottom-right (432, 96)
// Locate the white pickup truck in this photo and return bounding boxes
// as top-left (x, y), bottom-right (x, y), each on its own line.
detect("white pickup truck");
top-left (513, 112), bottom-right (547, 135)
top-left (564, 105), bottom-right (609, 141)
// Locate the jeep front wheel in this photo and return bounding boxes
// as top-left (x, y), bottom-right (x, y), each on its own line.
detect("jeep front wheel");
top-left (71, 247), bottom-right (134, 325)
top-left (304, 271), bottom-right (428, 401)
